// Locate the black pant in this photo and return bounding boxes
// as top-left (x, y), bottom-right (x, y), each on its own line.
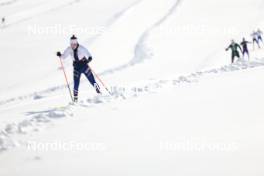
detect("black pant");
top-left (231, 51), bottom-right (240, 63)
top-left (73, 63), bottom-right (97, 97)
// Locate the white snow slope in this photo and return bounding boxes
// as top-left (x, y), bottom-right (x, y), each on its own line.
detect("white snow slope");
top-left (0, 0), bottom-right (264, 175)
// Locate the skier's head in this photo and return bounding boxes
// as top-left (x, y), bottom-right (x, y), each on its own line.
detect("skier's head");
top-left (70, 35), bottom-right (78, 49)
top-left (231, 39), bottom-right (235, 44)
top-left (242, 37), bottom-right (246, 41)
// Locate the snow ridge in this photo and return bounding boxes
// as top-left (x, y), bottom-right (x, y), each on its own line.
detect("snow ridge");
top-left (133, 0), bottom-right (182, 63)
top-left (97, 0), bottom-right (183, 75)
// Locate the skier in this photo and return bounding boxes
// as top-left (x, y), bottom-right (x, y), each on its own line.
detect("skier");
top-left (240, 38), bottom-right (251, 60)
top-left (225, 40), bottom-right (242, 64)
top-left (256, 28), bottom-right (263, 46)
top-left (57, 35), bottom-right (101, 102)
top-left (251, 30), bottom-right (260, 50)
top-left (1, 17), bottom-right (5, 27)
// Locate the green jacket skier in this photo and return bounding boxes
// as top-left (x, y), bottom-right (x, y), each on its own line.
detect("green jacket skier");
top-left (226, 40), bottom-right (242, 63)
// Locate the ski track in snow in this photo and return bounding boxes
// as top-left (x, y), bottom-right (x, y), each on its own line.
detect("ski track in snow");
top-left (1, 59), bottom-right (264, 152)
top-left (98, 0), bottom-right (182, 75)
top-left (133, 0), bottom-right (182, 63)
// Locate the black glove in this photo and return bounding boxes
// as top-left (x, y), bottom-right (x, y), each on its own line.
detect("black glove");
top-left (57, 51), bottom-right (62, 57)
top-left (87, 56), bottom-right (92, 63)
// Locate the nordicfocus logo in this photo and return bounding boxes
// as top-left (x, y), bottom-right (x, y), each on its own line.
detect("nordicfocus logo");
top-left (27, 24), bottom-right (106, 36)
top-left (27, 140), bottom-right (107, 152)
top-left (160, 138), bottom-right (239, 152)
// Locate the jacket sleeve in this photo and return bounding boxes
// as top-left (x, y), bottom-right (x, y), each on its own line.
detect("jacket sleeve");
top-left (80, 45), bottom-right (92, 60)
top-left (237, 44), bottom-right (242, 51)
top-left (61, 47), bottom-right (71, 59)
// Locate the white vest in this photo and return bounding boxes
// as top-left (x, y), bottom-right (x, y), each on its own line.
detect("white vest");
top-left (61, 45), bottom-right (92, 61)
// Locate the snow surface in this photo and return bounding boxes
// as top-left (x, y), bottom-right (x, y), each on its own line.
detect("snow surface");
top-left (1, 0), bottom-right (264, 175)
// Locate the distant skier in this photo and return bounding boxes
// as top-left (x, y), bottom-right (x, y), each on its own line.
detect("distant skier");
top-left (1, 17), bottom-right (5, 26)
top-left (251, 30), bottom-right (260, 50)
top-left (240, 38), bottom-right (251, 60)
top-left (57, 35), bottom-right (101, 102)
top-left (225, 40), bottom-right (242, 64)
top-left (256, 28), bottom-right (263, 46)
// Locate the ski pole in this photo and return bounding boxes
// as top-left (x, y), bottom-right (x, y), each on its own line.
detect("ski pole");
top-left (88, 65), bottom-right (112, 95)
top-left (59, 57), bottom-right (74, 102)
